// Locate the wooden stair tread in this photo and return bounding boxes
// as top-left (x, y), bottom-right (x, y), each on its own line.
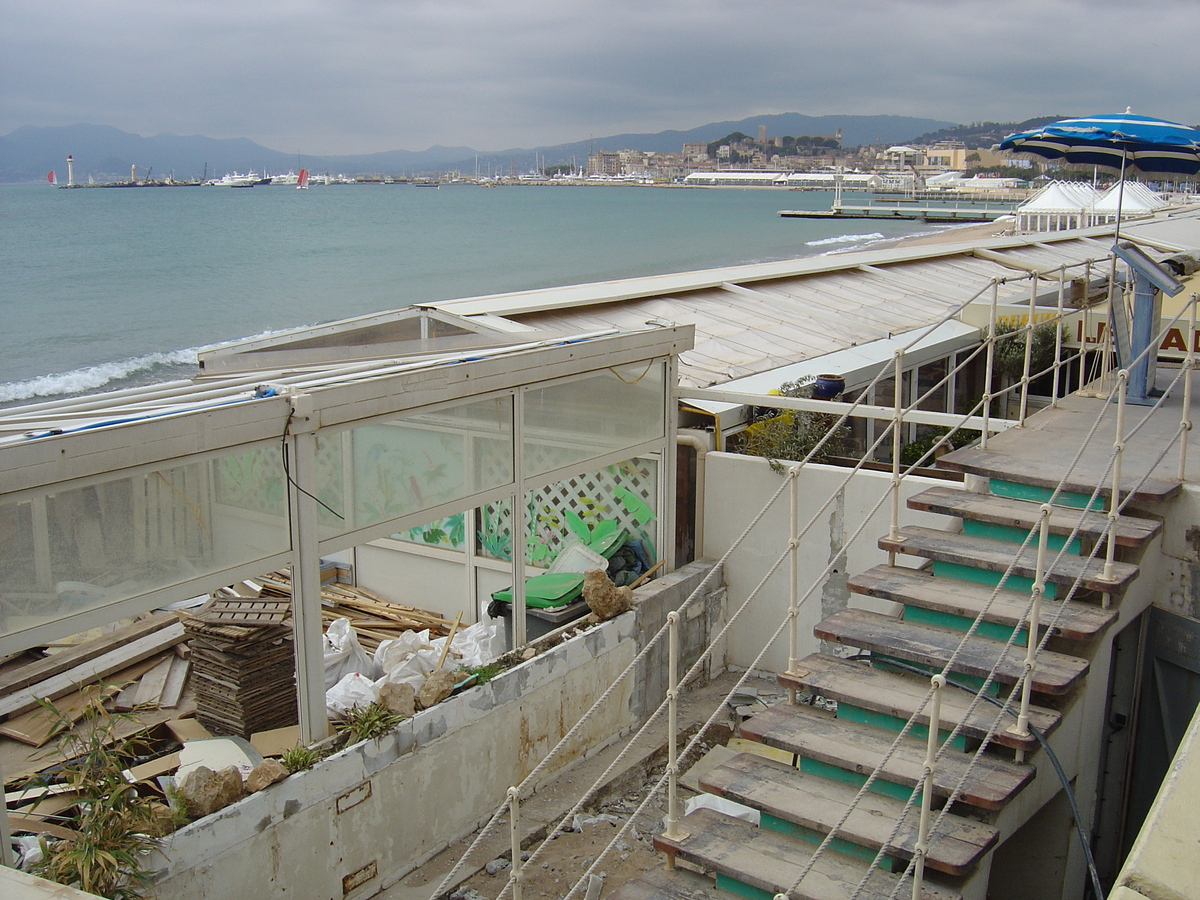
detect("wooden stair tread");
top-left (906, 485), bottom-right (1160, 547)
top-left (606, 866), bottom-right (723, 900)
top-left (778, 652), bottom-right (1060, 749)
top-left (880, 525), bottom-right (1139, 595)
top-left (738, 703), bottom-right (1033, 811)
top-left (699, 752), bottom-right (998, 876)
top-left (849, 564), bottom-right (1116, 641)
top-left (814, 608), bottom-right (1087, 695)
top-left (654, 808), bottom-right (962, 900)
top-left (936, 444), bottom-right (1181, 505)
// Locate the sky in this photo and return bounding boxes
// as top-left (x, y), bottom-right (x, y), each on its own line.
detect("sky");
top-left (3, 0), bottom-right (1198, 155)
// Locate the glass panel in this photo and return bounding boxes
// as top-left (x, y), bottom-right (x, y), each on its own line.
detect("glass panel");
top-left (917, 359), bottom-right (949, 412)
top-left (477, 457), bottom-right (659, 567)
top-left (0, 445), bottom-right (291, 642)
top-left (393, 513), bottom-right (468, 550)
top-left (335, 395), bottom-right (513, 539)
top-left (523, 362), bottom-right (665, 478)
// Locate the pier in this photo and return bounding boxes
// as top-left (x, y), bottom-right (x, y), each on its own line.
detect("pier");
top-left (780, 203), bottom-right (1017, 223)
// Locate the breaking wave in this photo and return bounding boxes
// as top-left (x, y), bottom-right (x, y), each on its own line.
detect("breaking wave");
top-left (0, 349), bottom-right (202, 404)
top-left (805, 231), bottom-right (886, 247)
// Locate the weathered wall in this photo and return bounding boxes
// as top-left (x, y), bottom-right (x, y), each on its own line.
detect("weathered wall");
top-left (702, 452), bottom-right (950, 673)
top-left (148, 559), bottom-right (722, 900)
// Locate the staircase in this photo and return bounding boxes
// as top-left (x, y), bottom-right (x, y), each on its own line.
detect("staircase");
top-left (611, 448), bottom-right (1165, 900)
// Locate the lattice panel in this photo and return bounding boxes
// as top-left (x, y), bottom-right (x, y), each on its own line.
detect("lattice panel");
top-left (478, 458), bottom-right (658, 566)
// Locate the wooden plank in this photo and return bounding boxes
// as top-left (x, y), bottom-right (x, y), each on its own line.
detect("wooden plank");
top-left (123, 751), bottom-right (181, 784)
top-left (738, 703), bottom-right (1032, 811)
top-left (0, 622), bottom-right (186, 721)
top-left (158, 657), bottom-right (191, 709)
top-left (849, 564), bottom-right (1116, 642)
top-left (700, 752), bottom-right (998, 876)
top-left (906, 485), bottom-right (1161, 547)
top-left (0, 613), bottom-right (177, 695)
top-left (7, 791), bottom-right (81, 818)
top-left (879, 526), bottom-right (1139, 595)
top-left (203, 596), bottom-right (291, 625)
top-left (164, 717), bottom-right (212, 743)
top-left (132, 657), bottom-right (175, 708)
top-left (0, 684), bottom-right (118, 747)
top-left (778, 653), bottom-right (1059, 750)
top-left (250, 725), bottom-right (301, 757)
top-left (654, 808), bottom-right (962, 900)
top-left (814, 608), bottom-right (1088, 695)
top-left (8, 812), bottom-right (82, 841)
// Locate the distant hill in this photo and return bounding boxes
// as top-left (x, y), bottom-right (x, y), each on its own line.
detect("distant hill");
top-left (910, 117), bottom-right (1071, 149)
top-left (0, 114), bottom-right (958, 183)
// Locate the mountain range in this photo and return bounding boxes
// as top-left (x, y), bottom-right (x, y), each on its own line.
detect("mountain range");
top-left (0, 113), bottom-right (958, 183)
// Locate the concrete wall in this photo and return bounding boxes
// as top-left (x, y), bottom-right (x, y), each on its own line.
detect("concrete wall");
top-left (148, 559), bottom-right (722, 900)
top-left (702, 452), bottom-right (951, 673)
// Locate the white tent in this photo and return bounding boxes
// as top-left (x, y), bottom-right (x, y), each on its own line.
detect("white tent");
top-left (1016, 181), bottom-right (1099, 232)
top-left (1093, 181), bottom-right (1169, 223)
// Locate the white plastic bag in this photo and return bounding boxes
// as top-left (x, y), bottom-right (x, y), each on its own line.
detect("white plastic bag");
top-left (323, 617), bottom-right (378, 689)
top-left (326, 671), bottom-right (379, 719)
top-left (684, 792), bottom-right (760, 825)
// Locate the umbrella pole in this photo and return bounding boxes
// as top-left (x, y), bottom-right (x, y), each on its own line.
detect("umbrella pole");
top-left (1113, 145), bottom-right (1129, 246)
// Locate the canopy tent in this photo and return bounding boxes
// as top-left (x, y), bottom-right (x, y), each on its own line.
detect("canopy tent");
top-left (1016, 181), bottom-right (1100, 232)
top-left (1093, 181), bottom-right (1170, 223)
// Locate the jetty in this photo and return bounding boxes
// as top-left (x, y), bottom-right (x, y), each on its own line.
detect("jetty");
top-left (780, 202), bottom-right (1017, 223)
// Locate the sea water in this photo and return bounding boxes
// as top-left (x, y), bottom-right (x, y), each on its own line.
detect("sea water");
top-left (0, 183), bottom-right (947, 404)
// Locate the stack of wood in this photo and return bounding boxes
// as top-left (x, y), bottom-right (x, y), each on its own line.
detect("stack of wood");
top-left (184, 596), bottom-right (297, 738)
top-left (256, 570), bottom-right (456, 653)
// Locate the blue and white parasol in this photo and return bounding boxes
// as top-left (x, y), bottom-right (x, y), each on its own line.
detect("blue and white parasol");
top-left (999, 112), bottom-right (1200, 176)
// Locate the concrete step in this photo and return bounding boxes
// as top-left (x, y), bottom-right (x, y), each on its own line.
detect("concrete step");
top-left (654, 808), bottom-right (963, 900)
top-left (906, 485), bottom-right (1160, 548)
top-left (738, 703), bottom-right (1033, 812)
top-left (700, 751), bottom-right (999, 876)
top-left (849, 564), bottom-right (1117, 642)
top-left (777, 652), bottom-right (1060, 752)
top-left (814, 608), bottom-right (1088, 697)
top-left (606, 866), bottom-right (731, 900)
top-left (879, 525), bottom-right (1139, 597)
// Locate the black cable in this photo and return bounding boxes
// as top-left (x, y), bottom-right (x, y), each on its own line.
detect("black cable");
top-left (280, 438), bottom-right (344, 520)
top-left (842, 653), bottom-right (1106, 900)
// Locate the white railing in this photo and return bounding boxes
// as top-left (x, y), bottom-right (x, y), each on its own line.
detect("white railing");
top-left (430, 253), bottom-right (1197, 900)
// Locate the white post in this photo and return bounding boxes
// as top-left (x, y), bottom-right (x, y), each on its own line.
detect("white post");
top-left (1103, 372), bottom-right (1127, 602)
top-left (664, 611), bottom-right (688, 846)
top-left (512, 392), bottom-right (527, 649)
top-left (787, 467), bottom-right (801, 700)
top-left (1010, 504), bottom-right (1050, 763)
top-left (285, 395), bottom-right (330, 745)
top-left (982, 280), bottom-right (999, 450)
top-left (1079, 262), bottom-right (1092, 390)
top-left (912, 674), bottom-right (946, 900)
top-left (1180, 294), bottom-right (1197, 482)
top-left (508, 786), bottom-right (523, 900)
top-left (1020, 276), bottom-right (1036, 426)
top-left (1052, 267), bottom-right (1066, 407)
top-left (889, 350), bottom-right (904, 562)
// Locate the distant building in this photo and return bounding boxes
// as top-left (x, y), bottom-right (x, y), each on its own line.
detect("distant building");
top-left (682, 143), bottom-right (709, 163)
top-left (758, 124), bottom-right (767, 143)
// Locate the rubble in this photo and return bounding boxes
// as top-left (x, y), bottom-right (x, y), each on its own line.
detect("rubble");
top-left (177, 765), bottom-right (244, 817)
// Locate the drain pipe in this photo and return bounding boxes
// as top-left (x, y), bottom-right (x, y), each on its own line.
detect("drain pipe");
top-left (676, 434), bottom-right (709, 559)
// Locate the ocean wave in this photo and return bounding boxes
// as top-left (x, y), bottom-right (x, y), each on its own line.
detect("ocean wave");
top-left (804, 232), bottom-right (886, 247)
top-left (0, 348), bottom-right (202, 404)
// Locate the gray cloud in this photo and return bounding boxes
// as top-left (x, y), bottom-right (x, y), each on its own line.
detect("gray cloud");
top-left (3, 0), bottom-right (1197, 154)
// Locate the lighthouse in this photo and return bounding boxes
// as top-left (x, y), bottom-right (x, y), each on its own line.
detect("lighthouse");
top-left (67, 154), bottom-right (74, 187)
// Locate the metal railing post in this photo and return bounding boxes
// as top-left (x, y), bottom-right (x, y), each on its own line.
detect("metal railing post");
top-left (981, 280), bottom-right (999, 450)
top-left (1020, 275), bottom-right (1037, 426)
top-left (912, 674), bottom-right (946, 900)
top-left (889, 350), bottom-right (904, 565)
top-left (1052, 266), bottom-right (1066, 408)
top-left (663, 611), bottom-right (688, 850)
top-left (1102, 371), bottom-right (1127, 603)
top-left (508, 786), bottom-right (523, 900)
top-left (1009, 504), bottom-right (1050, 764)
top-left (1079, 262), bottom-right (1092, 391)
top-left (787, 468), bottom-right (801, 700)
top-left (1180, 294), bottom-right (1197, 482)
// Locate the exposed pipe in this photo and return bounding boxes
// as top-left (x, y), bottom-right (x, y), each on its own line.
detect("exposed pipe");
top-left (676, 433), bottom-right (709, 559)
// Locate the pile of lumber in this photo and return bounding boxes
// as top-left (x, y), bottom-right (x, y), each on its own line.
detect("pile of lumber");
top-left (184, 598), bottom-right (297, 737)
top-left (256, 570), bottom-right (457, 653)
top-left (0, 613), bottom-right (188, 748)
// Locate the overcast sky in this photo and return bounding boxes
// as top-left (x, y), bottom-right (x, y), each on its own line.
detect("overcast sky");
top-left (3, 0), bottom-right (1197, 155)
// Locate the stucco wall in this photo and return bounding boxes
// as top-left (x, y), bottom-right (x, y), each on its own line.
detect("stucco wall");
top-left (702, 452), bottom-right (951, 673)
top-left (147, 559), bottom-right (722, 900)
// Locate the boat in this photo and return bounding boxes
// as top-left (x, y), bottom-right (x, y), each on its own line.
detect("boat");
top-left (269, 171), bottom-right (299, 186)
top-left (207, 171), bottom-right (260, 188)
top-left (297, 169), bottom-right (309, 190)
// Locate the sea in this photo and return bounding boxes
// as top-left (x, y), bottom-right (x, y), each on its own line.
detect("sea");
top-left (0, 183), bottom-right (956, 406)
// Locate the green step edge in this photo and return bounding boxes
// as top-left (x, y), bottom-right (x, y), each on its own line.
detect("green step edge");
top-left (715, 873), bottom-right (773, 900)
top-left (760, 811), bottom-right (897, 870)
top-left (962, 519), bottom-right (1079, 555)
top-left (874, 654), bottom-right (1000, 697)
top-left (932, 560), bottom-right (1058, 600)
top-left (838, 701), bottom-right (967, 752)
top-left (903, 603), bottom-right (1027, 645)
top-left (799, 754), bottom-right (919, 804)
top-left (989, 478), bottom-right (1103, 511)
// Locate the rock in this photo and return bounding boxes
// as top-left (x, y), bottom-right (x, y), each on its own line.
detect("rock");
top-left (177, 765), bottom-right (244, 817)
top-left (378, 681), bottom-right (416, 717)
top-left (416, 669), bottom-right (458, 709)
top-left (450, 889), bottom-right (490, 900)
top-left (582, 569), bottom-right (633, 620)
top-left (485, 858), bottom-right (510, 875)
top-left (246, 759), bottom-right (289, 792)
